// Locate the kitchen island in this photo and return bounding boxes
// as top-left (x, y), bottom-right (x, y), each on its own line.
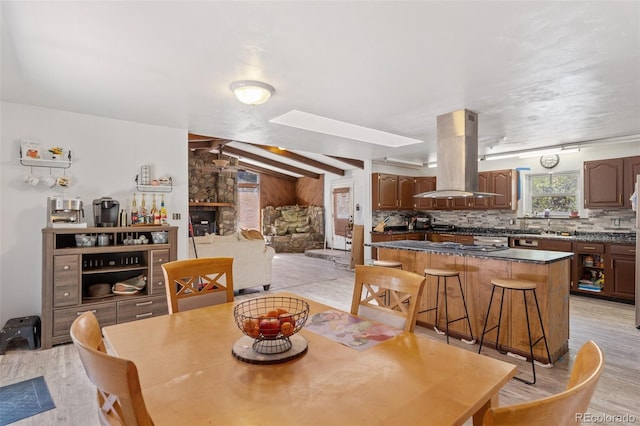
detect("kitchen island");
top-left (373, 240), bottom-right (574, 363)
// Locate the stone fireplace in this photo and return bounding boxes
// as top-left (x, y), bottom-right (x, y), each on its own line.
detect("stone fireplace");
top-left (262, 205), bottom-right (325, 253)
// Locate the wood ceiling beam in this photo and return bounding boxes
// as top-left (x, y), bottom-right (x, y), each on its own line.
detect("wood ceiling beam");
top-left (188, 133), bottom-right (228, 150)
top-left (237, 162), bottom-right (298, 182)
top-left (253, 144), bottom-right (345, 176)
top-left (328, 155), bottom-right (364, 169)
top-left (223, 146), bottom-right (320, 179)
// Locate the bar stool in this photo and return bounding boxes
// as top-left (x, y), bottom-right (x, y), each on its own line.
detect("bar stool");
top-left (420, 268), bottom-right (475, 345)
top-left (477, 277), bottom-right (553, 385)
top-left (372, 260), bottom-right (403, 269)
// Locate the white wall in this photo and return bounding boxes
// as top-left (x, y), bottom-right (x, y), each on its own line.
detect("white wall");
top-left (0, 102), bottom-right (189, 325)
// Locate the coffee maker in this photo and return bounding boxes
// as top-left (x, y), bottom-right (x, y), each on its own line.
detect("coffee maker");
top-left (93, 197), bottom-right (120, 227)
top-left (415, 214), bottom-right (431, 230)
top-left (47, 196), bottom-right (84, 227)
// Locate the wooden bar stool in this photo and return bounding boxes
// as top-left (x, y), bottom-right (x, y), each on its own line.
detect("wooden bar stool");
top-left (477, 277), bottom-right (553, 385)
top-left (372, 260), bottom-right (403, 269)
top-left (420, 268), bottom-right (475, 345)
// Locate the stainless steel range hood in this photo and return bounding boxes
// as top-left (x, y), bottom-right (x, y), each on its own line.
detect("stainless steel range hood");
top-left (415, 109), bottom-right (498, 199)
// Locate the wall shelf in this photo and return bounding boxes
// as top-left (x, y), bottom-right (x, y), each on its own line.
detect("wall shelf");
top-left (135, 175), bottom-right (172, 192)
top-left (19, 149), bottom-right (72, 169)
top-left (189, 202), bottom-right (234, 207)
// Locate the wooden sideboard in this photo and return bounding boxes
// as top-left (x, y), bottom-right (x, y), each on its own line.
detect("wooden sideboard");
top-left (41, 226), bottom-right (177, 348)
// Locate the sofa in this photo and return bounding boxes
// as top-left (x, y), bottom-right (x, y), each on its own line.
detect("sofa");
top-left (188, 231), bottom-right (276, 292)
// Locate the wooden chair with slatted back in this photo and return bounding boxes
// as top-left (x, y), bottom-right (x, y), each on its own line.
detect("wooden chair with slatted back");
top-left (161, 257), bottom-right (234, 314)
top-left (70, 312), bottom-right (153, 426)
top-left (351, 265), bottom-right (426, 332)
top-left (482, 340), bottom-right (604, 426)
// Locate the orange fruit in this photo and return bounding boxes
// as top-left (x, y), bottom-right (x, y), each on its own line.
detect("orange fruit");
top-left (280, 322), bottom-right (294, 337)
top-left (267, 310), bottom-right (280, 318)
top-left (276, 308), bottom-right (288, 316)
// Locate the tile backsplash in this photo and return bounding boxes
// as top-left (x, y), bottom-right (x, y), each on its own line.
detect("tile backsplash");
top-left (373, 209), bottom-right (637, 234)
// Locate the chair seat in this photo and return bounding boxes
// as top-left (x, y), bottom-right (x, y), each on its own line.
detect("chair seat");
top-left (424, 268), bottom-right (459, 277)
top-left (491, 278), bottom-right (537, 290)
top-left (372, 260), bottom-right (403, 268)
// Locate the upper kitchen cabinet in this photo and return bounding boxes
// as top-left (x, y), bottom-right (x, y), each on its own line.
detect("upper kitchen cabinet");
top-left (584, 156), bottom-right (639, 208)
top-left (488, 169), bottom-right (517, 210)
top-left (372, 173), bottom-right (415, 210)
top-left (413, 176), bottom-right (436, 210)
top-left (623, 156), bottom-right (640, 208)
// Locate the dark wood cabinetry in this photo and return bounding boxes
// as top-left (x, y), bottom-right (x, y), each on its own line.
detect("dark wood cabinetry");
top-left (413, 176), bottom-right (436, 209)
top-left (489, 169), bottom-right (517, 210)
top-left (398, 176), bottom-right (415, 209)
top-left (609, 244), bottom-right (636, 301)
top-left (372, 173), bottom-right (415, 210)
top-left (41, 226), bottom-right (177, 348)
top-left (584, 155), bottom-right (640, 209)
top-left (428, 233), bottom-right (474, 245)
top-left (371, 232), bottom-right (425, 259)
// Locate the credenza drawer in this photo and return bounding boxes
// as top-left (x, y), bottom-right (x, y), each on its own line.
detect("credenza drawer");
top-left (53, 255), bottom-right (80, 306)
top-left (117, 296), bottom-right (168, 323)
top-left (575, 242), bottom-right (605, 253)
top-left (53, 304), bottom-right (117, 337)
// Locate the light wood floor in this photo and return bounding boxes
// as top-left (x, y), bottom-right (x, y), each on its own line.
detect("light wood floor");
top-left (1, 253), bottom-right (638, 425)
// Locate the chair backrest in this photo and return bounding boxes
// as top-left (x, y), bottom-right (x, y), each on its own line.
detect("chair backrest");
top-left (351, 265), bottom-right (426, 332)
top-left (70, 312), bottom-right (153, 426)
top-left (482, 340), bottom-right (604, 426)
top-left (161, 257), bottom-right (234, 314)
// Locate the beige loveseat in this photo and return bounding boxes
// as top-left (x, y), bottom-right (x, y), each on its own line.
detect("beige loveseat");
top-left (188, 232), bottom-right (276, 292)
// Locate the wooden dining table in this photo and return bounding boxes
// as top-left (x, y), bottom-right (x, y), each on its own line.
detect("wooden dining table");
top-left (102, 292), bottom-right (516, 426)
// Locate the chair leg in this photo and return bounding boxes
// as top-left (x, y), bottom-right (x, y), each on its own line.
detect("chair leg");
top-left (457, 275), bottom-right (475, 344)
top-left (515, 290), bottom-right (537, 385)
top-left (442, 277), bottom-right (450, 344)
top-left (495, 287), bottom-right (507, 355)
top-left (433, 278), bottom-right (445, 336)
top-left (478, 285), bottom-right (496, 355)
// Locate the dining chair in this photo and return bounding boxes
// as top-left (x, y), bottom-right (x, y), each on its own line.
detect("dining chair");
top-left (351, 264), bottom-right (426, 332)
top-left (482, 340), bottom-right (604, 425)
top-left (70, 312), bottom-right (154, 426)
top-left (161, 257), bottom-right (234, 314)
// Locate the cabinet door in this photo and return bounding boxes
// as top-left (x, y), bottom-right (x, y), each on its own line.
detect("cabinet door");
top-left (372, 173), bottom-right (398, 209)
top-left (398, 176), bottom-right (415, 209)
top-left (370, 233), bottom-right (392, 259)
top-left (491, 169), bottom-right (515, 210)
top-left (451, 197), bottom-right (470, 209)
top-left (623, 156), bottom-right (640, 208)
top-left (472, 171), bottom-right (491, 209)
top-left (414, 177), bottom-right (436, 209)
top-left (584, 159), bottom-right (624, 208)
top-left (611, 256), bottom-right (635, 301)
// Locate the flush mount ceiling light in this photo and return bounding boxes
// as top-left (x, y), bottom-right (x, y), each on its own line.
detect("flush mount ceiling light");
top-left (230, 80), bottom-right (274, 105)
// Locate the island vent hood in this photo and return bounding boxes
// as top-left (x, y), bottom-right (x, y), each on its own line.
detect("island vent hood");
top-left (415, 109), bottom-right (499, 199)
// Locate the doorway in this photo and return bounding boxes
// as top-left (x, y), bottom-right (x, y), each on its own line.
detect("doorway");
top-left (331, 184), bottom-right (352, 250)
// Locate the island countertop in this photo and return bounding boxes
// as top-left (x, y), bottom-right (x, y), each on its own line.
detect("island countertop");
top-left (371, 240), bottom-right (574, 264)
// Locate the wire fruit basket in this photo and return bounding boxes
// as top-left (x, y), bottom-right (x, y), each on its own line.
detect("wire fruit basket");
top-left (234, 296), bottom-right (309, 355)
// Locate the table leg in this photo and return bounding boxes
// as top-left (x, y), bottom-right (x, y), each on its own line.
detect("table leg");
top-left (473, 394), bottom-right (499, 426)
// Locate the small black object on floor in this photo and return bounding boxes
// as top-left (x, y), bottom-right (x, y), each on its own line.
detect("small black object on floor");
top-left (0, 376), bottom-right (55, 425)
top-left (0, 316), bottom-right (41, 355)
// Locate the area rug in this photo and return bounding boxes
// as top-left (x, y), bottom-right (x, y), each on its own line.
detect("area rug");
top-left (0, 376), bottom-right (55, 425)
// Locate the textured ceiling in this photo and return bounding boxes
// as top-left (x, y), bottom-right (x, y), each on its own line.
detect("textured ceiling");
top-left (2, 1), bottom-right (639, 169)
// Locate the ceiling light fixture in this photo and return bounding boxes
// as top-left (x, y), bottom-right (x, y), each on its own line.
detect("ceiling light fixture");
top-left (230, 80), bottom-right (275, 105)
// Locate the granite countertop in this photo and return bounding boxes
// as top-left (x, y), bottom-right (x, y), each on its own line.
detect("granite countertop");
top-left (372, 240), bottom-right (574, 264)
top-left (371, 227), bottom-right (636, 244)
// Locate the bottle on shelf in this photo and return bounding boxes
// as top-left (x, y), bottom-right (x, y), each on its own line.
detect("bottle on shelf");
top-left (160, 195), bottom-right (168, 225)
top-left (131, 194), bottom-right (138, 225)
top-left (140, 194), bottom-right (147, 224)
top-left (151, 194), bottom-right (160, 225)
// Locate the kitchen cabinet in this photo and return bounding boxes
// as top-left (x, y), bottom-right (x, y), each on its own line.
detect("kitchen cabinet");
top-left (41, 226), bottom-right (177, 348)
top-left (413, 176), bottom-right (436, 210)
top-left (372, 173), bottom-right (415, 210)
top-left (573, 242), bottom-right (608, 297)
top-left (584, 156), bottom-right (640, 209)
top-left (608, 243), bottom-right (636, 301)
top-left (428, 233), bottom-right (474, 245)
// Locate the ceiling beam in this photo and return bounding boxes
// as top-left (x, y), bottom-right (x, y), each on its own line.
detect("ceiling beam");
top-left (253, 144), bottom-right (345, 176)
top-left (328, 155), bottom-right (364, 169)
top-left (223, 146), bottom-right (320, 179)
top-left (237, 162), bottom-right (298, 182)
top-left (188, 133), bottom-right (227, 150)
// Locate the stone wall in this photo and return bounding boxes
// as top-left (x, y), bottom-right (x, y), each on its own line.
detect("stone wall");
top-left (262, 205), bottom-right (325, 253)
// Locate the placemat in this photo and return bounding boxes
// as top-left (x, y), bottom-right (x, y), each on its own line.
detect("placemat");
top-left (305, 310), bottom-right (402, 351)
top-left (0, 376), bottom-right (55, 425)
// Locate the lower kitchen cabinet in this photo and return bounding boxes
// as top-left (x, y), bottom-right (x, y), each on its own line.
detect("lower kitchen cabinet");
top-left (41, 226), bottom-right (177, 348)
top-left (609, 244), bottom-right (636, 302)
top-left (371, 232), bottom-right (426, 259)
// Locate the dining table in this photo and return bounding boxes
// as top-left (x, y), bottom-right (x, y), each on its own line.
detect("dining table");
top-left (102, 291), bottom-right (517, 426)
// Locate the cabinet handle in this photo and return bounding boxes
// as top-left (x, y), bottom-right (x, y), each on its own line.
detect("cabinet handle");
top-left (582, 246), bottom-right (596, 251)
top-left (63, 265), bottom-right (70, 270)
top-left (156, 281), bottom-right (164, 287)
top-left (136, 312), bottom-right (153, 318)
top-left (77, 310), bottom-right (97, 315)
top-left (136, 301), bottom-right (153, 307)
top-left (64, 292), bottom-right (69, 297)
top-left (157, 258), bottom-right (164, 262)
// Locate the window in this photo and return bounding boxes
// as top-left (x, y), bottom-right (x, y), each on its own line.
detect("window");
top-left (237, 171), bottom-right (260, 230)
top-left (524, 171), bottom-right (581, 215)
